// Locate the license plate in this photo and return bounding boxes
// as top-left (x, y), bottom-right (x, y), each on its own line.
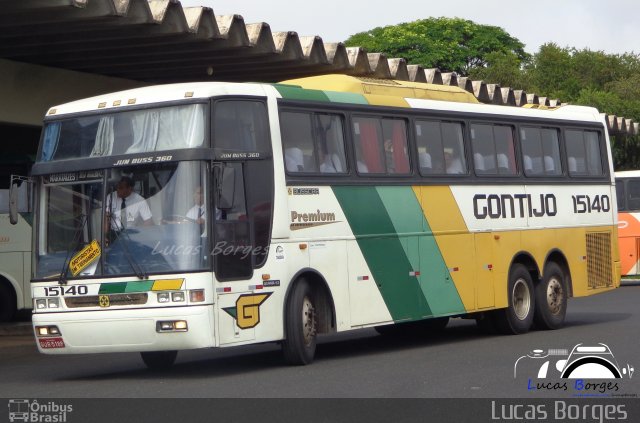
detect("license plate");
top-left (39, 337), bottom-right (65, 349)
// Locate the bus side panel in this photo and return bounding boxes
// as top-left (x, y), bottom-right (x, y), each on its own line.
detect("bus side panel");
top-left (334, 186), bottom-right (466, 323)
top-left (618, 212), bottom-right (640, 275)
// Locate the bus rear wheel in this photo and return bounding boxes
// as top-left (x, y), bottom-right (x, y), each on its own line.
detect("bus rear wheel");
top-left (494, 264), bottom-right (535, 334)
top-left (140, 350), bottom-right (177, 370)
top-left (282, 279), bottom-right (317, 365)
top-left (0, 282), bottom-right (16, 322)
top-left (534, 262), bottom-right (567, 330)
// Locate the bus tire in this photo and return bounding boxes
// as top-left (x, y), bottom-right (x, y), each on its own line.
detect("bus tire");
top-left (494, 264), bottom-right (535, 335)
top-left (282, 278), bottom-right (317, 365)
top-left (140, 350), bottom-right (177, 370)
top-left (0, 282), bottom-right (16, 322)
top-left (534, 262), bottom-right (567, 330)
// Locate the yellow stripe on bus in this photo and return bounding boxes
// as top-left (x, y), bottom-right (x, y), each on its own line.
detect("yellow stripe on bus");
top-left (152, 279), bottom-right (184, 291)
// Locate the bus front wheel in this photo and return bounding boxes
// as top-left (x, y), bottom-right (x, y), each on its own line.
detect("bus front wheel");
top-left (140, 350), bottom-right (178, 370)
top-left (282, 279), bottom-right (317, 365)
top-left (534, 262), bottom-right (567, 330)
top-left (494, 264), bottom-right (535, 334)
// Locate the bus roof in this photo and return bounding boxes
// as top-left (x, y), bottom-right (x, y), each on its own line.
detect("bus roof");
top-left (279, 74), bottom-right (480, 105)
top-left (45, 75), bottom-right (604, 126)
top-left (615, 170), bottom-right (640, 178)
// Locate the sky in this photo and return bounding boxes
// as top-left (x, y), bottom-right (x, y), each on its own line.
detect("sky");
top-left (179, 0), bottom-right (639, 55)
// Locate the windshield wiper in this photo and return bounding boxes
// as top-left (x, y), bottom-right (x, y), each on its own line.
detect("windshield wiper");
top-left (58, 214), bottom-right (88, 286)
top-left (106, 213), bottom-right (147, 280)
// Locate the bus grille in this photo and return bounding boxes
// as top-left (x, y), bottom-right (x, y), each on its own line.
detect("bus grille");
top-left (65, 293), bottom-right (148, 308)
top-left (586, 232), bottom-right (613, 289)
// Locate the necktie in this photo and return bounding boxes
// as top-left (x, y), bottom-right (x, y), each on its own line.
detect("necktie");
top-left (198, 207), bottom-right (204, 218)
top-left (120, 197), bottom-right (126, 230)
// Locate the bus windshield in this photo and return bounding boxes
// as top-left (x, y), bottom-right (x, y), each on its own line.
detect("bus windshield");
top-left (39, 103), bottom-right (207, 162)
top-left (35, 161), bottom-right (210, 280)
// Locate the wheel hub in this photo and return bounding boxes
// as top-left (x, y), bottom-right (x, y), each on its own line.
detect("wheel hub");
top-left (301, 296), bottom-right (317, 346)
top-left (546, 278), bottom-right (564, 315)
top-left (512, 279), bottom-right (531, 320)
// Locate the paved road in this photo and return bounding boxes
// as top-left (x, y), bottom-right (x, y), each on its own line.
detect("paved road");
top-left (1, 284), bottom-right (639, 398)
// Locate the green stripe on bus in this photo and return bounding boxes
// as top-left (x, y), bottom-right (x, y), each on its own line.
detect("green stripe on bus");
top-left (375, 187), bottom-right (465, 316)
top-left (333, 186), bottom-right (431, 320)
top-left (98, 282), bottom-right (128, 294)
top-left (273, 85), bottom-right (330, 102)
top-left (124, 280), bottom-right (154, 293)
top-left (98, 280), bottom-right (154, 294)
top-left (323, 91), bottom-right (369, 104)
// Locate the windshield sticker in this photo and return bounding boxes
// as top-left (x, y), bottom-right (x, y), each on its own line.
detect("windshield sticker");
top-left (69, 240), bottom-right (101, 276)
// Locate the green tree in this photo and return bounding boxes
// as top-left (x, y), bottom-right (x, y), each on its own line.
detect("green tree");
top-left (469, 51), bottom-right (530, 89)
top-left (344, 17), bottom-right (529, 76)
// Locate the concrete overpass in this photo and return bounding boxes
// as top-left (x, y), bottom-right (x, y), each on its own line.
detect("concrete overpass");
top-left (0, 0), bottom-right (636, 156)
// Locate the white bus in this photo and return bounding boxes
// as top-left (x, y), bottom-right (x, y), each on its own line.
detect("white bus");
top-left (1, 156), bottom-right (32, 322)
top-left (18, 75), bottom-right (619, 369)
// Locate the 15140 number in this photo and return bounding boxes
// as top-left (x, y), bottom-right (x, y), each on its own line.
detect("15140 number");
top-left (572, 194), bottom-right (610, 214)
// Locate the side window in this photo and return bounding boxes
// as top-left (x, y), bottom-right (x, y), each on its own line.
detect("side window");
top-left (521, 127), bottom-right (562, 176)
top-left (353, 117), bottom-right (410, 175)
top-left (280, 111), bottom-right (348, 174)
top-left (214, 163), bottom-right (252, 280)
top-left (415, 120), bottom-right (466, 175)
top-left (281, 112), bottom-right (317, 173)
top-left (471, 124), bottom-right (516, 176)
top-left (616, 180), bottom-right (626, 211)
top-left (213, 100), bottom-right (270, 160)
top-left (627, 180), bottom-right (640, 211)
top-left (565, 129), bottom-right (604, 176)
top-left (316, 114), bottom-right (347, 174)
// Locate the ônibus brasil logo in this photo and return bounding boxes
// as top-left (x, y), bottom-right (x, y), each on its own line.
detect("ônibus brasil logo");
top-left (7, 399), bottom-right (73, 422)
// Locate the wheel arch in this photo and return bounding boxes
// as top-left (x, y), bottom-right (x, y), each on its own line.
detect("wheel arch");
top-left (283, 268), bottom-right (336, 335)
top-left (509, 251), bottom-right (541, 284)
top-left (0, 273), bottom-right (19, 308)
top-left (544, 249), bottom-right (573, 297)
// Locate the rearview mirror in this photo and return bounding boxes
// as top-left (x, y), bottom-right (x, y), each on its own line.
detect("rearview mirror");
top-left (9, 175), bottom-right (32, 225)
top-left (215, 165), bottom-right (236, 210)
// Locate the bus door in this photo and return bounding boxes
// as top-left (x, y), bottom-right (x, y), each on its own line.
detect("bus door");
top-left (211, 99), bottom-right (274, 345)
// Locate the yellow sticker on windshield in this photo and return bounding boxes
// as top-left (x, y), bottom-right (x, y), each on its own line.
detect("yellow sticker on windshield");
top-left (69, 240), bottom-right (101, 276)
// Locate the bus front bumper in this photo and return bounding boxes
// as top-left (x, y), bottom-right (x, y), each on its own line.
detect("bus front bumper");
top-left (32, 305), bottom-right (215, 354)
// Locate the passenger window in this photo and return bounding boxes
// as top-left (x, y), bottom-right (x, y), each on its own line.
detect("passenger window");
top-left (627, 180), bottom-right (640, 211)
top-left (616, 181), bottom-right (626, 211)
top-left (566, 130), bottom-right (603, 176)
top-left (280, 111), bottom-right (347, 174)
top-left (471, 124), bottom-right (516, 176)
top-left (415, 120), bottom-right (466, 175)
top-left (521, 127), bottom-right (562, 176)
top-left (353, 117), bottom-right (410, 175)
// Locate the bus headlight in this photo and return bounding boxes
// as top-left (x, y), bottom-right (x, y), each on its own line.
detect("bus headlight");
top-left (35, 326), bottom-right (61, 337)
top-left (47, 298), bottom-right (60, 309)
top-left (171, 292), bottom-right (185, 302)
top-left (157, 293), bottom-right (170, 303)
top-left (35, 299), bottom-right (47, 309)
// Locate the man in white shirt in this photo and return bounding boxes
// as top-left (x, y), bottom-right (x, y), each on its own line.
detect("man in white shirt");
top-left (185, 186), bottom-right (223, 236)
top-left (105, 176), bottom-right (153, 231)
top-left (186, 186), bottom-right (206, 225)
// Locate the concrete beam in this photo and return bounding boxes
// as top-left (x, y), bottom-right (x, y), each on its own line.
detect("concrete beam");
top-left (0, 58), bottom-right (140, 126)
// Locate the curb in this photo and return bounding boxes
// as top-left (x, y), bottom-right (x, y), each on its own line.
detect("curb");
top-left (0, 322), bottom-right (32, 336)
